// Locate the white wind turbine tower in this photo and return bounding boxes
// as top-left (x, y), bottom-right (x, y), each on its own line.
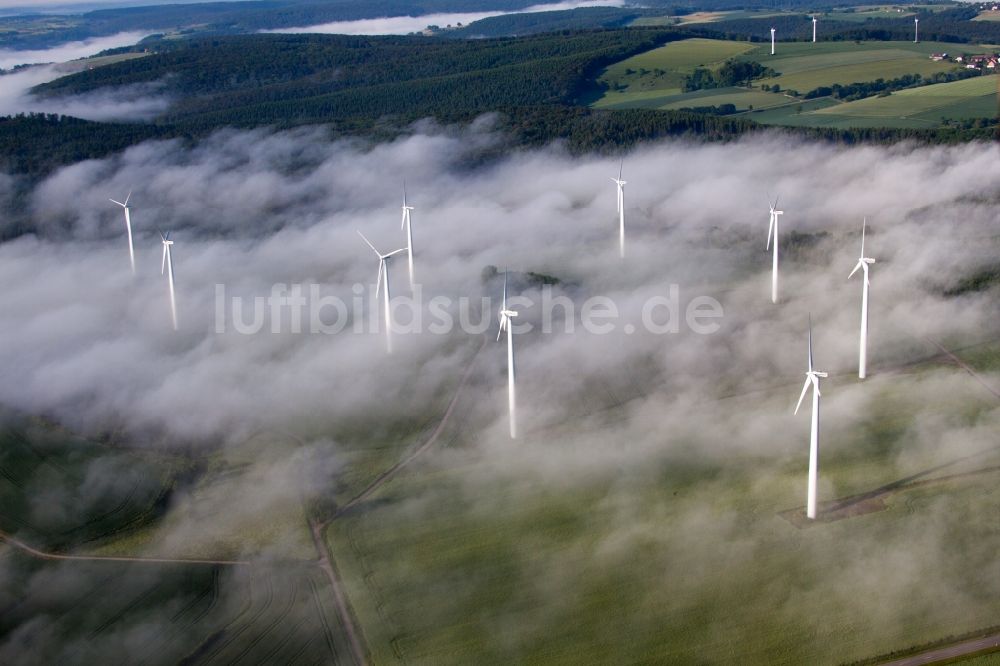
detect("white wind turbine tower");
top-left (160, 232), bottom-right (178, 330)
top-left (848, 218), bottom-right (875, 379)
top-left (359, 231), bottom-right (406, 354)
top-left (400, 183), bottom-right (415, 291)
top-left (812, 16), bottom-right (817, 43)
top-left (109, 191), bottom-right (136, 275)
top-left (497, 270), bottom-right (519, 439)
top-left (914, 18), bottom-right (919, 43)
top-left (611, 161), bottom-right (626, 259)
top-left (770, 27), bottom-right (776, 55)
top-left (795, 317), bottom-right (828, 520)
top-left (765, 197), bottom-right (784, 303)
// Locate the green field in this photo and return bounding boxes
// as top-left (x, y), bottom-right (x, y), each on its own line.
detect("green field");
top-left (0, 414), bottom-right (359, 663)
top-left (630, 10), bottom-right (791, 27)
top-left (0, 415), bottom-right (179, 550)
top-left (590, 38), bottom-right (757, 107)
top-left (743, 41), bottom-right (962, 93)
top-left (590, 38), bottom-right (995, 127)
top-left (0, 550), bottom-right (349, 664)
top-left (777, 74), bottom-right (1000, 127)
top-left (323, 341), bottom-right (1000, 665)
top-left (827, 5), bottom-right (916, 21)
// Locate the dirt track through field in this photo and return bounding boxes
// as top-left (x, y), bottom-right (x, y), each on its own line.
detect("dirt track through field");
top-left (311, 334), bottom-right (489, 666)
top-left (332, 334), bottom-right (489, 520)
top-left (0, 529), bottom-right (249, 565)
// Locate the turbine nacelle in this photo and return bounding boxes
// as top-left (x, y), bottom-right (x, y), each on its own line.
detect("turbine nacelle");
top-left (497, 271), bottom-right (519, 340)
top-left (110, 190), bottom-right (132, 209)
top-left (766, 199), bottom-right (783, 250)
top-left (160, 232), bottom-right (174, 274)
top-left (794, 371), bottom-right (827, 414)
top-left (358, 230), bottom-right (405, 298)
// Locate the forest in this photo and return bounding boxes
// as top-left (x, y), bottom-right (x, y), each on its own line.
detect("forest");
top-left (1, 27), bottom-right (996, 185)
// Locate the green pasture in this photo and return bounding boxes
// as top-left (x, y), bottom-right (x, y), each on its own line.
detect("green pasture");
top-left (326, 347), bottom-right (1000, 665)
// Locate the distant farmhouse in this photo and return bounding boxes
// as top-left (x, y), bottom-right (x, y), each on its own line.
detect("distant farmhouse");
top-left (933, 51), bottom-right (999, 69)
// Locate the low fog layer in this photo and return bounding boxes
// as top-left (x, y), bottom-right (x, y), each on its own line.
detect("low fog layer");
top-left (0, 32), bottom-right (151, 70)
top-left (2, 122), bottom-right (1000, 664)
top-left (4, 124), bottom-right (998, 450)
top-left (0, 32), bottom-right (163, 120)
top-left (267, 0), bottom-right (626, 35)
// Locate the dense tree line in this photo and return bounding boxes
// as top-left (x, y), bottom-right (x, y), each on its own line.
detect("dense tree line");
top-left (0, 114), bottom-right (176, 177)
top-left (35, 31), bottom-right (689, 128)
top-left (802, 68), bottom-right (981, 100)
top-left (684, 60), bottom-right (777, 91)
top-left (0, 26), bottom-right (996, 192)
top-left (446, 8), bottom-right (640, 38)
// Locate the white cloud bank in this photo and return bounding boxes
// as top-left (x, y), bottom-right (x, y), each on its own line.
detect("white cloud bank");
top-left (267, 0), bottom-right (627, 36)
top-left (0, 31), bottom-right (164, 121)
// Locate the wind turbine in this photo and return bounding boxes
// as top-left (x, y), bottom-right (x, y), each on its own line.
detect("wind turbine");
top-left (914, 17), bottom-right (919, 43)
top-left (795, 317), bottom-right (828, 520)
top-left (611, 161), bottom-right (626, 259)
top-left (160, 232), bottom-right (178, 330)
top-left (770, 27), bottom-right (776, 55)
top-left (109, 191), bottom-right (136, 275)
top-left (400, 183), bottom-right (415, 291)
top-left (848, 218), bottom-right (875, 379)
top-left (812, 16), bottom-right (817, 43)
top-left (765, 197), bottom-right (784, 304)
top-left (359, 231), bottom-right (406, 353)
top-left (497, 270), bottom-right (518, 439)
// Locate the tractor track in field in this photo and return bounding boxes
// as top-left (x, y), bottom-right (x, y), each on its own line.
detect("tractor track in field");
top-left (308, 574), bottom-right (342, 664)
top-left (255, 579), bottom-right (314, 664)
top-left (229, 572), bottom-right (299, 665)
top-left (199, 567), bottom-right (275, 664)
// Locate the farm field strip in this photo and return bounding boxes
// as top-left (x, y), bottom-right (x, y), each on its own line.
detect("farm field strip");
top-left (812, 74), bottom-right (999, 118)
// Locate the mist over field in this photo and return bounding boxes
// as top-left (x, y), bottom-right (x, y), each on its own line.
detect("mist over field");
top-left (4, 123), bottom-right (998, 445)
top-left (1, 120), bottom-right (999, 662)
top-left (0, 32), bottom-right (165, 120)
top-left (266, 0), bottom-right (627, 35)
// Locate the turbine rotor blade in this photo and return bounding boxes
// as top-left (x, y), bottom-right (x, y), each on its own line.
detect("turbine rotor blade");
top-left (794, 377), bottom-right (811, 414)
top-left (807, 314), bottom-right (814, 373)
top-left (502, 269), bottom-right (508, 310)
top-left (848, 261), bottom-right (862, 279)
top-left (357, 230), bottom-right (380, 255)
top-left (375, 259), bottom-right (384, 297)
